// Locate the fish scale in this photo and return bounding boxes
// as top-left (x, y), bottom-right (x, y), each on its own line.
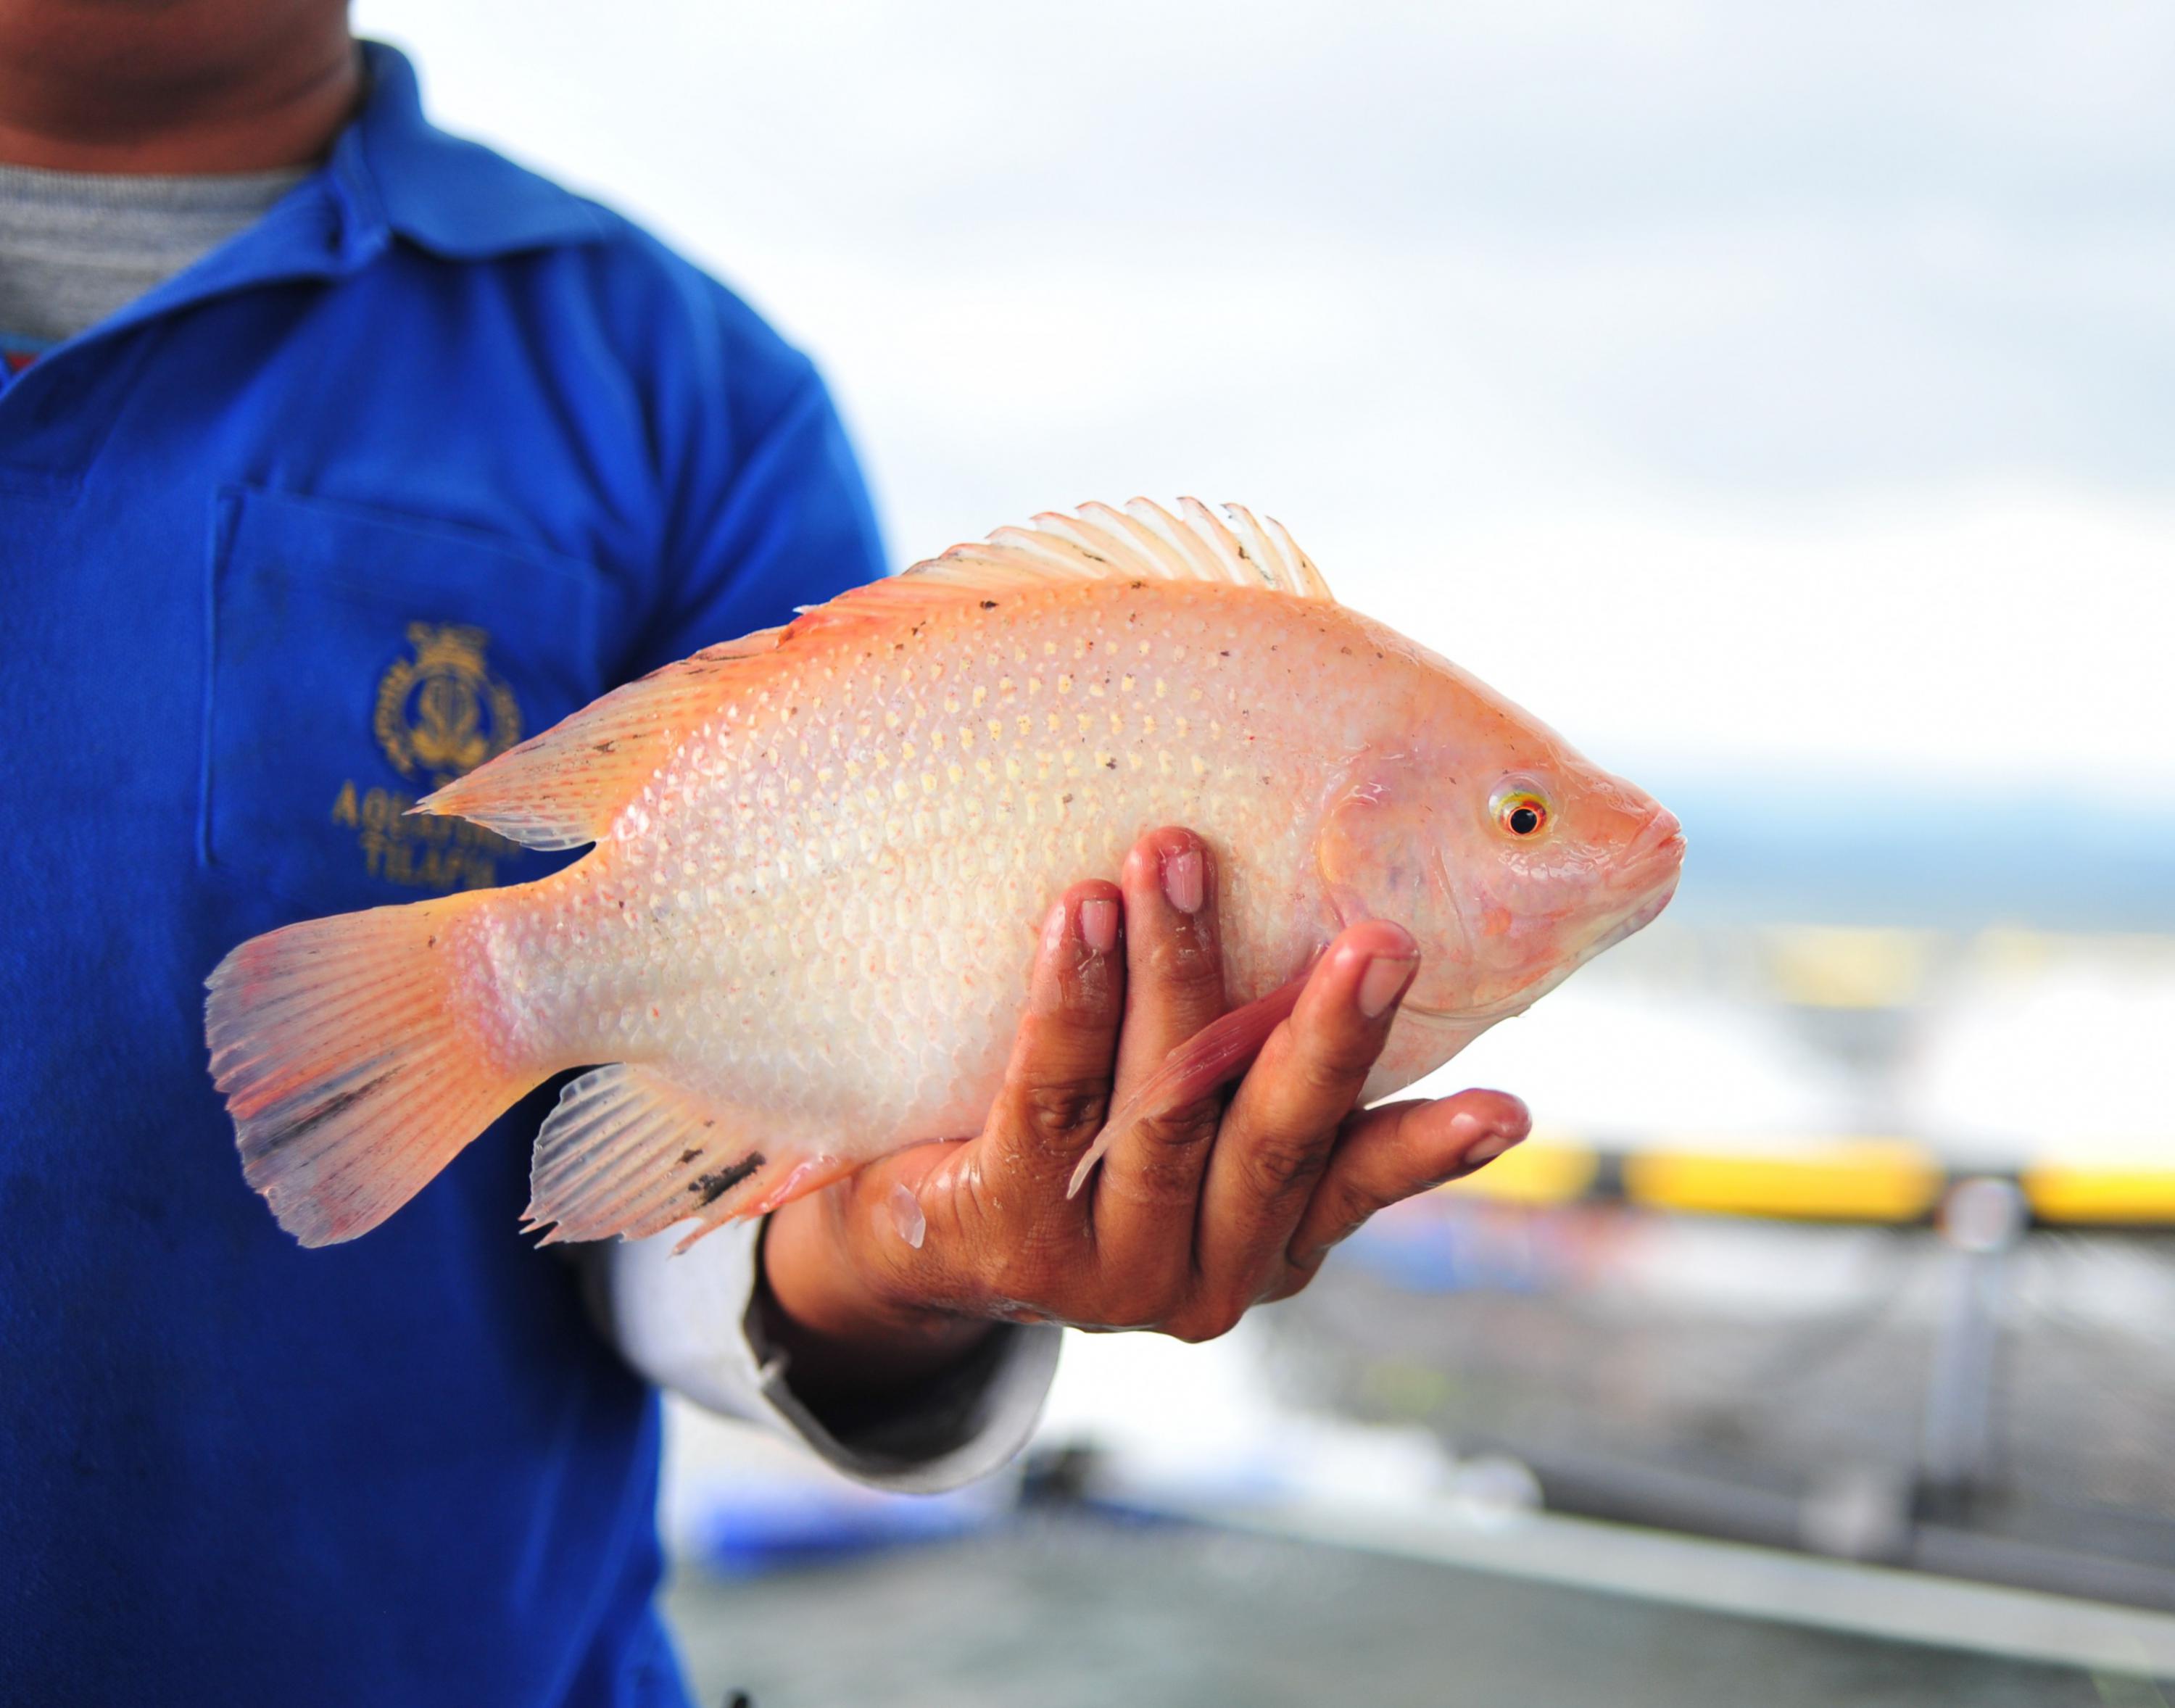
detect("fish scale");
top-left (206, 498), bottom-right (1683, 1249)
top-left (494, 585), bottom-right (1327, 1129)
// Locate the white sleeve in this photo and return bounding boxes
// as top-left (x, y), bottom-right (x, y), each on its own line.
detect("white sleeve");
top-left (600, 1219), bottom-right (1062, 1496)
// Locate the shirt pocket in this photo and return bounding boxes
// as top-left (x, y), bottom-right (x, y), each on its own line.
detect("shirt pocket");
top-left (204, 486), bottom-right (608, 911)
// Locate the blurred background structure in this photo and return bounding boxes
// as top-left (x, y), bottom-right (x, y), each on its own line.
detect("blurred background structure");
top-left (359, 4), bottom-right (2174, 1701)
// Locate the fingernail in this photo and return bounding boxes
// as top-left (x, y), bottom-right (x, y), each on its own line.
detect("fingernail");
top-left (888, 1182), bottom-right (927, 1250)
top-left (1357, 954), bottom-right (1418, 1019)
top-left (1462, 1131), bottom-right (1517, 1169)
top-left (1161, 846), bottom-right (1205, 914)
top-left (1446, 1113), bottom-right (1523, 1177)
top-left (1079, 896), bottom-right (1119, 954)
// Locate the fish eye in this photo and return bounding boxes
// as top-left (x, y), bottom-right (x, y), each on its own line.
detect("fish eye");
top-left (1491, 785), bottom-right (1551, 838)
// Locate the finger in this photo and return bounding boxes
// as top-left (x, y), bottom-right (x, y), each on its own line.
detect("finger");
top-left (832, 885), bottom-right (1127, 1314)
top-left (1109, 829), bottom-right (1225, 1095)
top-left (1187, 921), bottom-right (1418, 1331)
top-left (1271, 1088), bottom-right (1529, 1293)
top-left (756, 1159), bottom-right (1005, 1380)
top-left (1094, 830), bottom-right (1228, 1262)
top-left (798, 1134), bottom-right (981, 1319)
top-left (977, 882), bottom-right (1128, 1209)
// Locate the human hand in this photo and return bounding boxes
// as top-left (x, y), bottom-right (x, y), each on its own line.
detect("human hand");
top-left (758, 827), bottom-right (1528, 1401)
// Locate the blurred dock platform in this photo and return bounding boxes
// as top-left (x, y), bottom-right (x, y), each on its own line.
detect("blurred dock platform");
top-left (664, 1506), bottom-right (2171, 1707)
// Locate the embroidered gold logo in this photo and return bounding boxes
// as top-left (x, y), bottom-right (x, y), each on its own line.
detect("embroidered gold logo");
top-left (331, 623), bottom-right (526, 892)
top-left (372, 622), bottom-right (522, 788)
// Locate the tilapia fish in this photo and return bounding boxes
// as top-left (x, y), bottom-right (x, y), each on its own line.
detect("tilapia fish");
top-left (207, 499), bottom-right (1683, 1248)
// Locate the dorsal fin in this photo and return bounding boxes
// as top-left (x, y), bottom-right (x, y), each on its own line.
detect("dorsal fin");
top-left (409, 628), bottom-right (784, 850)
top-left (779, 497), bottom-right (1332, 654)
top-left (891, 496), bottom-right (1325, 603)
top-left (412, 499), bottom-right (1326, 850)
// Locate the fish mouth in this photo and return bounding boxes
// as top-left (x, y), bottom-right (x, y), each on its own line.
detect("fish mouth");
top-left (1403, 989), bottom-right (1536, 1027)
top-left (1591, 809), bottom-right (1685, 951)
top-left (1624, 805), bottom-right (1686, 884)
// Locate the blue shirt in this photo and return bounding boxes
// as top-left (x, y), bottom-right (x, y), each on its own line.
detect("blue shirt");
top-left (0, 45), bottom-right (884, 1705)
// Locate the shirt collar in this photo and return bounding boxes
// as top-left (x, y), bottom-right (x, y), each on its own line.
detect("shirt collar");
top-left (1, 41), bottom-right (610, 377)
top-left (329, 41), bottom-right (609, 262)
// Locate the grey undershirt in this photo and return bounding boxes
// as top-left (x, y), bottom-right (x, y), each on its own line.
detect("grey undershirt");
top-left (0, 162), bottom-right (306, 347)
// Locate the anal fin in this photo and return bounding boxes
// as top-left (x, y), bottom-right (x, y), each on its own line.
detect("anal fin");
top-left (525, 1063), bottom-right (850, 1248)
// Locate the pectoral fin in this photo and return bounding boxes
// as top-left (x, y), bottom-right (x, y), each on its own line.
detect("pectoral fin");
top-left (1067, 968), bottom-right (1314, 1198)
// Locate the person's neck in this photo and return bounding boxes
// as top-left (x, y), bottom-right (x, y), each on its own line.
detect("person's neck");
top-left (0, 17), bottom-right (360, 175)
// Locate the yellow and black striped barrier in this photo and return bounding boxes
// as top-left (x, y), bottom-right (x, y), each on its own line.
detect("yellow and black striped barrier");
top-left (1438, 1137), bottom-right (2175, 1229)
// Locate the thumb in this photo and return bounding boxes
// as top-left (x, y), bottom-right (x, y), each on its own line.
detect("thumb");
top-left (812, 1135), bottom-right (987, 1312)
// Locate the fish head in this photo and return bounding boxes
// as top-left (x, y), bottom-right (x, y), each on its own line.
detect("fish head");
top-left (1315, 661), bottom-right (1684, 1023)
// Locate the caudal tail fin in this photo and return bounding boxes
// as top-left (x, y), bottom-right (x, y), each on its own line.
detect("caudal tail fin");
top-left (205, 893), bottom-right (539, 1247)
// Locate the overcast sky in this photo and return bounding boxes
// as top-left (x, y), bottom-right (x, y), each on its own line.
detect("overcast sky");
top-left (354, 1), bottom-right (2175, 799)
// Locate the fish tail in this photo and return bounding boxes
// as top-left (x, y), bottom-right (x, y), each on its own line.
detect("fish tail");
top-left (205, 892), bottom-right (539, 1248)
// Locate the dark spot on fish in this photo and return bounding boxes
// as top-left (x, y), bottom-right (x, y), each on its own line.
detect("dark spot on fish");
top-left (688, 1152), bottom-right (766, 1205)
top-left (1103, 758), bottom-right (1116, 769)
top-left (1061, 792), bottom-right (1074, 804)
top-left (594, 739), bottom-right (618, 753)
top-left (249, 1070), bottom-right (396, 1160)
top-left (677, 1148), bottom-right (703, 1165)
top-left (1219, 650), bottom-right (1230, 657)
top-left (1083, 551), bottom-right (1106, 563)
top-left (980, 600), bottom-right (999, 609)
top-left (1129, 579), bottom-right (1145, 589)
top-left (426, 936), bottom-right (436, 948)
